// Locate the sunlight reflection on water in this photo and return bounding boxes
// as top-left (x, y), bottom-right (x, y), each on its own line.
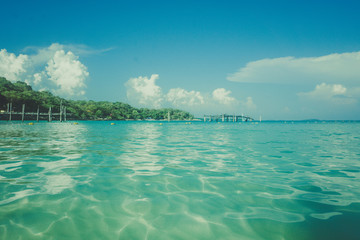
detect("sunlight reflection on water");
top-left (0, 121), bottom-right (360, 239)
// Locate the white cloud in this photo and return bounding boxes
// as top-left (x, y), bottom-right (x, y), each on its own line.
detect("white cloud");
top-left (243, 96), bottom-right (257, 110)
top-left (0, 45), bottom-right (90, 97)
top-left (228, 51), bottom-right (360, 85)
top-left (298, 83), bottom-right (356, 105)
top-left (212, 88), bottom-right (236, 105)
top-left (33, 72), bottom-right (45, 85)
top-left (166, 88), bottom-right (204, 107)
top-left (25, 43), bottom-right (114, 65)
top-left (45, 50), bottom-right (89, 96)
top-left (64, 44), bottom-right (114, 56)
top-left (125, 74), bottom-right (163, 108)
top-left (0, 49), bottom-right (29, 82)
top-left (125, 74), bottom-right (249, 115)
top-left (27, 43), bottom-right (64, 66)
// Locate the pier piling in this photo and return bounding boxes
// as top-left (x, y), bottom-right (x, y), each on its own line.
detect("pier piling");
top-left (204, 114), bottom-right (253, 122)
top-left (2, 103), bottom-right (68, 122)
top-left (9, 103), bottom-right (12, 121)
top-left (48, 107), bottom-right (52, 122)
top-left (37, 106), bottom-right (40, 122)
top-left (21, 104), bottom-right (25, 122)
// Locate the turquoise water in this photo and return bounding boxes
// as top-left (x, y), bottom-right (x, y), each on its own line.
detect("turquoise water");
top-left (0, 121), bottom-right (360, 240)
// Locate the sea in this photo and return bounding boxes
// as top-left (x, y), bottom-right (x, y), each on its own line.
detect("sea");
top-left (0, 121), bottom-right (359, 240)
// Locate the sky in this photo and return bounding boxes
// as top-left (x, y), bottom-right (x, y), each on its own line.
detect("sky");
top-left (1, 0), bottom-right (360, 120)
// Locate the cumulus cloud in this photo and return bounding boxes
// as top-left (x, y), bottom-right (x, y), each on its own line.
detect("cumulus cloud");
top-left (125, 74), bottom-right (163, 108)
top-left (0, 49), bottom-right (29, 82)
top-left (298, 83), bottom-right (356, 105)
top-left (166, 88), bottom-right (204, 107)
top-left (33, 72), bottom-right (45, 85)
top-left (0, 45), bottom-right (91, 97)
top-left (212, 88), bottom-right (237, 105)
top-left (124, 74), bottom-right (251, 115)
top-left (228, 51), bottom-right (360, 85)
top-left (27, 43), bottom-right (64, 66)
top-left (45, 50), bottom-right (89, 96)
top-left (243, 96), bottom-right (257, 110)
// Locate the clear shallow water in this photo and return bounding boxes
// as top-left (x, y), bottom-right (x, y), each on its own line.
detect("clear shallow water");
top-left (0, 121), bottom-right (360, 240)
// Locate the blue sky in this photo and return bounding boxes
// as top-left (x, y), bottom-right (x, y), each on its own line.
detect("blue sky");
top-left (1, 0), bottom-right (360, 119)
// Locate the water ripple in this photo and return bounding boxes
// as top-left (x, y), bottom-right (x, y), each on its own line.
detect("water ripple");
top-left (1, 121), bottom-right (360, 239)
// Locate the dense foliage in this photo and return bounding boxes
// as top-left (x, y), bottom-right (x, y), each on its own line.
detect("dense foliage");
top-left (0, 77), bottom-right (193, 120)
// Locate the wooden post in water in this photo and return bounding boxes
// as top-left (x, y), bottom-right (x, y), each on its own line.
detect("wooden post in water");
top-left (37, 106), bottom-right (40, 122)
top-left (48, 107), bottom-right (52, 122)
top-left (60, 101), bottom-right (63, 122)
top-left (64, 107), bottom-right (67, 122)
top-left (9, 103), bottom-right (12, 121)
top-left (21, 104), bottom-right (25, 122)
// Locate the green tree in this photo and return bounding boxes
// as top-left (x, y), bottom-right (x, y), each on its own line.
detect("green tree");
top-left (0, 77), bottom-right (194, 120)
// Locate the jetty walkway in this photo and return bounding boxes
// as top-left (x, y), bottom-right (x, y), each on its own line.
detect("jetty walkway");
top-left (204, 114), bottom-right (254, 122)
top-left (0, 102), bottom-right (67, 122)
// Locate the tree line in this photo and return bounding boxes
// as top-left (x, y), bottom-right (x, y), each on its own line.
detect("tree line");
top-left (0, 77), bottom-right (193, 120)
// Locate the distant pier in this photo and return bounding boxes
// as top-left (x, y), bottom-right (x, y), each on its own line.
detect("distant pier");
top-left (203, 114), bottom-right (254, 122)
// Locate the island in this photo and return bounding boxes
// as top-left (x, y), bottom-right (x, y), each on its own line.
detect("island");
top-left (0, 77), bottom-right (194, 121)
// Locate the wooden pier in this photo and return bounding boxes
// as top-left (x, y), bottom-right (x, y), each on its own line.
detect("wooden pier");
top-left (203, 114), bottom-right (254, 122)
top-left (0, 102), bottom-right (67, 122)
